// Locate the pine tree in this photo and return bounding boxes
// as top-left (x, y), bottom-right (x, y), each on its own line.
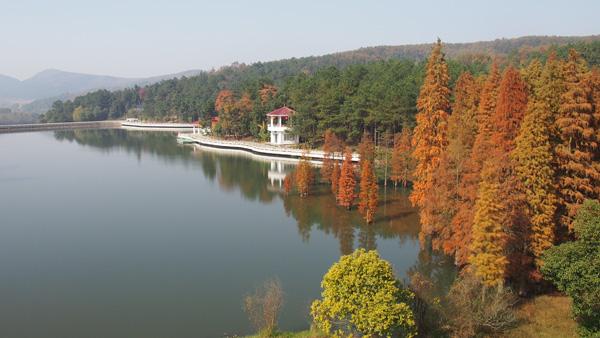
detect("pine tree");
top-left (410, 39), bottom-right (451, 210)
top-left (358, 159), bottom-right (378, 224)
top-left (337, 149), bottom-right (356, 210)
top-left (295, 157), bottom-right (314, 198)
top-left (331, 160), bottom-right (341, 197)
top-left (391, 128), bottom-right (413, 188)
top-left (555, 50), bottom-right (599, 231)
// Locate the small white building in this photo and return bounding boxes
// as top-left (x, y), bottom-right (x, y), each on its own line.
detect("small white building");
top-left (267, 107), bottom-right (299, 145)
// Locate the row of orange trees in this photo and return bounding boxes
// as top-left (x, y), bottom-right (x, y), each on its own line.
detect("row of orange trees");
top-left (411, 39), bottom-right (600, 288)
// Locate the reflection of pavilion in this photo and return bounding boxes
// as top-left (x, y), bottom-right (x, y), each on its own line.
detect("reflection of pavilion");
top-left (268, 160), bottom-right (295, 191)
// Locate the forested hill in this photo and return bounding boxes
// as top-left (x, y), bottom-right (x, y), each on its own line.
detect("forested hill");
top-left (42, 35), bottom-right (600, 140)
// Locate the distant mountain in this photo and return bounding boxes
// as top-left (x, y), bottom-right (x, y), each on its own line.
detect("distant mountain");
top-left (0, 68), bottom-right (202, 108)
top-left (7, 34), bottom-right (600, 121)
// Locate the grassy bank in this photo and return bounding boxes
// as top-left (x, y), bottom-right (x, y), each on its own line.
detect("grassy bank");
top-left (503, 294), bottom-right (577, 338)
top-left (245, 295), bottom-right (577, 338)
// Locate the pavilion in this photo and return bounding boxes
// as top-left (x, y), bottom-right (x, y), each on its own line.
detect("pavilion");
top-left (266, 106), bottom-right (299, 145)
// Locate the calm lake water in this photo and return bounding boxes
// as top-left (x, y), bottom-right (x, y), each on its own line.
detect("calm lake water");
top-left (0, 129), bottom-right (455, 337)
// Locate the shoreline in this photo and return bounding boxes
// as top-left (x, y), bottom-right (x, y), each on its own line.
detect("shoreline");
top-left (0, 121), bottom-right (121, 133)
top-left (177, 133), bottom-right (360, 163)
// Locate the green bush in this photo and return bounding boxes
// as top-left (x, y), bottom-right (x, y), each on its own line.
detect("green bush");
top-left (541, 200), bottom-right (600, 337)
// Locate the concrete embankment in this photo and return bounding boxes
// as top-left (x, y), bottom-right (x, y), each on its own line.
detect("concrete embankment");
top-left (0, 121), bottom-right (121, 133)
top-left (177, 133), bottom-right (360, 162)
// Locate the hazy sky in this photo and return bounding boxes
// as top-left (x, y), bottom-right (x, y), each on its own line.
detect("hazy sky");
top-left (2, 0), bottom-right (599, 80)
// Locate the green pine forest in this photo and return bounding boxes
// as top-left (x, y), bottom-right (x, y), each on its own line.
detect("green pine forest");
top-left (41, 38), bottom-right (600, 145)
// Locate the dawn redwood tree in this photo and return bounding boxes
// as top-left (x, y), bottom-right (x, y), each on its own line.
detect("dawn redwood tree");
top-left (555, 49), bottom-right (600, 232)
top-left (391, 127), bottom-right (413, 188)
top-left (453, 62), bottom-right (502, 265)
top-left (358, 132), bottom-right (375, 169)
top-left (410, 39), bottom-right (451, 214)
top-left (423, 71), bottom-right (481, 256)
top-left (295, 157), bottom-right (313, 198)
top-left (513, 59), bottom-right (559, 270)
top-left (469, 162), bottom-right (508, 286)
top-left (337, 148), bottom-right (356, 210)
top-left (321, 129), bottom-right (342, 182)
top-left (470, 66), bottom-right (528, 286)
top-left (358, 159), bottom-right (378, 224)
top-left (331, 160), bottom-right (341, 197)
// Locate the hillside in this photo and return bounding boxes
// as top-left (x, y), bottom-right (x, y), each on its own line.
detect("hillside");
top-left (41, 35), bottom-right (600, 128)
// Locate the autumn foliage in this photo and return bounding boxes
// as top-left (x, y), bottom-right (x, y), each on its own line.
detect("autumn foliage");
top-left (295, 157), bottom-right (314, 198)
top-left (555, 50), bottom-right (600, 231)
top-left (358, 158), bottom-right (378, 224)
top-left (410, 39), bottom-right (451, 211)
top-left (337, 149), bottom-right (357, 210)
top-left (408, 40), bottom-right (600, 290)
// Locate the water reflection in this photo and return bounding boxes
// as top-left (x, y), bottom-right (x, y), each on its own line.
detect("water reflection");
top-left (50, 129), bottom-right (456, 325)
top-left (56, 130), bottom-right (424, 254)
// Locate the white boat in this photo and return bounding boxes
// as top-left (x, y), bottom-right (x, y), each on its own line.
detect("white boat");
top-left (121, 118), bottom-right (195, 130)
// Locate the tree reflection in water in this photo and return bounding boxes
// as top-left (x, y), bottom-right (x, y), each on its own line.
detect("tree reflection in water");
top-left (55, 129), bottom-right (455, 291)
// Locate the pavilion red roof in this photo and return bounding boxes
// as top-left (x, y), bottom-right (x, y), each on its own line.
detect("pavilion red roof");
top-left (266, 106), bottom-right (295, 117)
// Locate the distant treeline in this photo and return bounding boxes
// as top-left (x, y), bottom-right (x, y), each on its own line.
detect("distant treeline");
top-left (41, 40), bottom-right (600, 144)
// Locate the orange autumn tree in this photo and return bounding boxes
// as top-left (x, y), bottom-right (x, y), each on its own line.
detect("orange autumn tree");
top-left (391, 127), bottom-right (413, 188)
top-left (512, 58), bottom-right (563, 270)
top-left (215, 89), bottom-right (236, 134)
top-left (590, 68), bottom-right (600, 199)
top-left (331, 160), bottom-right (341, 197)
top-left (422, 71), bottom-right (481, 255)
top-left (470, 66), bottom-right (528, 286)
top-left (358, 157), bottom-right (378, 224)
top-left (235, 92), bottom-right (254, 136)
top-left (410, 39), bottom-right (451, 216)
top-left (452, 62), bottom-right (501, 266)
top-left (321, 130), bottom-right (342, 182)
top-left (258, 84), bottom-right (278, 104)
top-left (295, 156), bottom-right (314, 198)
top-left (337, 149), bottom-right (356, 210)
top-left (555, 50), bottom-right (600, 231)
top-left (358, 132), bottom-right (375, 170)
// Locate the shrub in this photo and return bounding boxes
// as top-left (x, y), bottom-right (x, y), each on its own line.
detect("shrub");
top-left (310, 249), bottom-right (417, 337)
top-left (444, 271), bottom-right (517, 337)
top-left (541, 200), bottom-right (600, 337)
top-left (244, 278), bottom-right (284, 337)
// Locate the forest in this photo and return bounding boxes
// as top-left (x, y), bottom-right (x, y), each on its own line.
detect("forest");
top-left (256, 39), bottom-right (600, 337)
top-left (41, 39), bottom-right (600, 145)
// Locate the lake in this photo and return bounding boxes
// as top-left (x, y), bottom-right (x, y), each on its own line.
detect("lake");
top-left (0, 129), bottom-right (455, 337)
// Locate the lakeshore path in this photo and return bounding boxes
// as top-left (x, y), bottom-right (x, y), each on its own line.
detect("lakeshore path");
top-left (177, 133), bottom-right (360, 162)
